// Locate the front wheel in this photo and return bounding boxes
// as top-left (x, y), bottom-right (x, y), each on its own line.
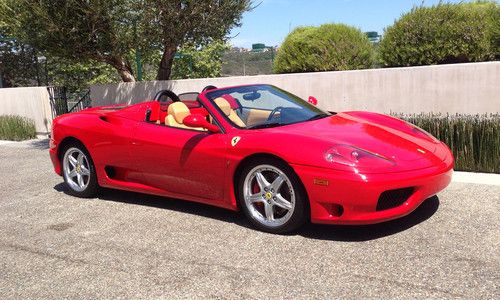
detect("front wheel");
top-left (61, 143), bottom-right (98, 198)
top-left (237, 158), bottom-right (308, 234)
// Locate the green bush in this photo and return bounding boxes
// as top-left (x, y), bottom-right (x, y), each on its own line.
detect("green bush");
top-left (379, 2), bottom-right (499, 67)
top-left (274, 23), bottom-right (375, 73)
top-left (396, 113), bottom-right (499, 173)
top-left (0, 115), bottom-right (36, 141)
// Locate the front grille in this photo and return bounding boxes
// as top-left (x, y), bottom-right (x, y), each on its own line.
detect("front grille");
top-left (376, 187), bottom-right (414, 211)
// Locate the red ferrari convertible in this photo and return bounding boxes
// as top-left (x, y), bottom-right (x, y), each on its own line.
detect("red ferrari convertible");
top-left (49, 84), bottom-right (453, 233)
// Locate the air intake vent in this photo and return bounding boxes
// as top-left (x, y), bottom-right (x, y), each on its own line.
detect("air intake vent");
top-left (376, 187), bottom-right (414, 211)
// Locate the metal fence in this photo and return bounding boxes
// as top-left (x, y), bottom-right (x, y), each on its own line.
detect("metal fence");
top-left (47, 86), bottom-right (91, 117)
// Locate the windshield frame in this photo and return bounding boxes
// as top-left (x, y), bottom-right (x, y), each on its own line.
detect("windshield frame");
top-left (204, 84), bottom-right (330, 130)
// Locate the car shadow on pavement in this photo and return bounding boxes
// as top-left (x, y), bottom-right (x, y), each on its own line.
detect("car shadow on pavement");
top-left (298, 196), bottom-right (440, 242)
top-left (54, 183), bottom-right (439, 241)
top-left (28, 139), bottom-right (49, 150)
top-left (53, 183), bottom-right (252, 229)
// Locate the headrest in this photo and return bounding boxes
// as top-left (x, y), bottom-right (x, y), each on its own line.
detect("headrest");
top-left (220, 94), bottom-right (239, 109)
top-left (214, 97), bottom-right (232, 116)
top-left (167, 102), bottom-right (190, 124)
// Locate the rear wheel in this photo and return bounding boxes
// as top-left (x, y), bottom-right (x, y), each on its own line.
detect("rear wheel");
top-left (61, 143), bottom-right (98, 198)
top-left (238, 158), bottom-right (308, 233)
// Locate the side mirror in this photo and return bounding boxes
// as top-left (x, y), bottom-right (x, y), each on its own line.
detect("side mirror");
top-left (183, 114), bottom-right (220, 133)
top-left (308, 96), bottom-right (318, 106)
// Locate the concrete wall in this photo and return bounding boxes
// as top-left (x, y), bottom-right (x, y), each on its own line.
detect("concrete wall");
top-left (0, 87), bottom-right (53, 137)
top-left (91, 61), bottom-right (500, 114)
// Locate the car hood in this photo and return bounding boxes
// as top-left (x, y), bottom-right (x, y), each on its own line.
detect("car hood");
top-left (264, 112), bottom-right (447, 173)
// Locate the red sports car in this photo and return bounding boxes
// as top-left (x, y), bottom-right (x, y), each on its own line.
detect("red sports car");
top-left (49, 84), bottom-right (453, 233)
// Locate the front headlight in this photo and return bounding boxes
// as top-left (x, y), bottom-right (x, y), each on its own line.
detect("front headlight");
top-left (324, 145), bottom-right (395, 169)
top-left (403, 120), bottom-right (440, 143)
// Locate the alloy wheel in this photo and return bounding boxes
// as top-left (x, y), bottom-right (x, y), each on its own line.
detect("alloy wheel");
top-left (63, 147), bottom-right (91, 192)
top-left (243, 164), bottom-right (296, 228)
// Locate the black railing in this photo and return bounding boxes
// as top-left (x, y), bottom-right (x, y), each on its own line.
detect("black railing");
top-left (47, 86), bottom-right (69, 116)
top-left (68, 90), bottom-right (92, 113)
top-left (48, 86), bottom-right (92, 117)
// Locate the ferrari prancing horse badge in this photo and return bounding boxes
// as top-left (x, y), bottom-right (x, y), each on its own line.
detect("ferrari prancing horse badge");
top-left (231, 136), bottom-right (241, 147)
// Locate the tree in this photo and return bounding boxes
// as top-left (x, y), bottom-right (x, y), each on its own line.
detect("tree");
top-left (0, 30), bottom-right (39, 87)
top-left (46, 57), bottom-right (118, 93)
top-left (140, 40), bottom-right (229, 81)
top-left (170, 41), bottom-right (230, 79)
top-left (379, 1), bottom-right (499, 67)
top-left (0, 0), bottom-right (250, 82)
top-left (274, 24), bottom-right (375, 73)
top-left (139, 0), bottom-right (251, 80)
top-left (0, 0), bottom-right (139, 82)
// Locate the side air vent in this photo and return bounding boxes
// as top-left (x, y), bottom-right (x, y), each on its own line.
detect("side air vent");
top-left (104, 166), bottom-right (116, 178)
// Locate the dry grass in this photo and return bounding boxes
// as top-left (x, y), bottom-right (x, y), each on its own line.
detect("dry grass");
top-left (0, 115), bottom-right (36, 141)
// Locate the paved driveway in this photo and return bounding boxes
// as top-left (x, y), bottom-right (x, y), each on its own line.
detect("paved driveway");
top-left (0, 140), bottom-right (498, 299)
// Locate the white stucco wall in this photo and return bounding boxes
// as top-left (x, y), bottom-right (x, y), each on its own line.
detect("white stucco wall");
top-left (0, 87), bottom-right (53, 137)
top-left (90, 61), bottom-right (500, 114)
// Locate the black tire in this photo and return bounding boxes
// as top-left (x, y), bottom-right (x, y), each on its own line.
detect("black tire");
top-left (237, 157), bottom-right (308, 234)
top-left (60, 141), bottom-right (98, 198)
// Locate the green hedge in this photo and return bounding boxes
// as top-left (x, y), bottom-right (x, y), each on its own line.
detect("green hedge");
top-left (379, 2), bottom-right (499, 67)
top-left (0, 115), bottom-right (36, 141)
top-left (396, 113), bottom-right (499, 173)
top-left (274, 23), bottom-right (375, 73)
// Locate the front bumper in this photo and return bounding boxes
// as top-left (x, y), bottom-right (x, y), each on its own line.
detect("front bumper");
top-left (291, 153), bottom-right (453, 225)
top-left (49, 138), bottom-right (62, 176)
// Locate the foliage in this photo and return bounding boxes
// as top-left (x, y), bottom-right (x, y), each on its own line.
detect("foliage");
top-left (0, 0), bottom-right (250, 82)
top-left (0, 115), bottom-right (36, 141)
top-left (397, 113), bottom-right (499, 173)
top-left (171, 41), bottom-right (230, 79)
top-left (1, 29), bottom-right (117, 90)
top-left (139, 0), bottom-right (251, 80)
top-left (0, 0), bottom-right (139, 81)
top-left (379, 1), bottom-right (499, 67)
top-left (46, 57), bottom-right (118, 93)
top-left (273, 23), bottom-right (375, 73)
top-left (0, 30), bottom-right (39, 87)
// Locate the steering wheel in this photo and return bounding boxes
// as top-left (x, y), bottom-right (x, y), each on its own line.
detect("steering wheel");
top-left (267, 106), bottom-right (284, 122)
top-left (153, 90), bottom-right (180, 103)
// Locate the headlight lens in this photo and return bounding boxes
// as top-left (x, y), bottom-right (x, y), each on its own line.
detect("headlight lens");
top-left (324, 145), bottom-right (395, 168)
top-left (403, 121), bottom-right (440, 143)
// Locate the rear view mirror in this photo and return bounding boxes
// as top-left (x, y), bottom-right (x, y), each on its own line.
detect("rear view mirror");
top-left (243, 92), bottom-right (261, 101)
top-left (308, 96), bottom-right (318, 106)
top-left (183, 114), bottom-right (220, 133)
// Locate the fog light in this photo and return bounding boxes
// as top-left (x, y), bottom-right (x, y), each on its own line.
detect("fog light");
top-left (329, 203), bottom-right (344, 217)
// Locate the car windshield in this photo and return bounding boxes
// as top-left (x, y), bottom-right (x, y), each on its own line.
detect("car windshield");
top-left (205, 84), bottom-right (330, 129)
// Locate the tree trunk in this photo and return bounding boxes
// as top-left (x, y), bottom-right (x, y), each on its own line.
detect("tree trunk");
top-left (157, 44), bottom-right (177, 81)
top-left (106, 56), bottom-right (136, 82)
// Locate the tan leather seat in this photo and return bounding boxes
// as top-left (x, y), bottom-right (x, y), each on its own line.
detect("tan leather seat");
top-left (214, 97), bottom-right (246, 127)
top-left (165, 102), bottom-right (205, 131)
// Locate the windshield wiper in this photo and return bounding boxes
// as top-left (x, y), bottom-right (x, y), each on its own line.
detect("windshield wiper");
top-left (247, 122), bottom-right (282, 129)
top-left (306, 113), bottom-right (330, 121)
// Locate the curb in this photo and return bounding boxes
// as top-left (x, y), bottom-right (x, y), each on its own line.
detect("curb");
top-left (0, 140), bottom-right (15, 146)
top-left (452, 171), bottom-right (500, 186)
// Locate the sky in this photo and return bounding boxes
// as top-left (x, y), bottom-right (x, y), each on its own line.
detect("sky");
top-left (229, 0), bottom-right (473, 48)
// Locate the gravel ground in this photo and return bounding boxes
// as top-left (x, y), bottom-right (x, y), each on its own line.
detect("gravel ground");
top-left (0, 140), bottom-right (498, 299)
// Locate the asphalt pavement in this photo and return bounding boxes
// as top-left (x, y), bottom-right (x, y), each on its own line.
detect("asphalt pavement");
top-left (0, 140), bottom-right (498, 299)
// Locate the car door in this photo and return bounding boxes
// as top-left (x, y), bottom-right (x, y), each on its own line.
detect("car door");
top-left (130, 122), bottom-right (227, 201)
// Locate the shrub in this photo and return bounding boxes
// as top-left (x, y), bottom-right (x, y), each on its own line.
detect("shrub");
top-left (0, 115), bottom-right (36, 141)
top-left (274, 23), bottom-right (375, 73)
top-left (396, 113), bottom-right (499, 173)
top-left (379, 2), bottom-right (499, 67)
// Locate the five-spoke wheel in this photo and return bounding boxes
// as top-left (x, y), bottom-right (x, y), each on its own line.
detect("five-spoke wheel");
top-left (238, 158), bottom-right (308, 233)
top-left (61, 143), bottom-right (98, 197)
